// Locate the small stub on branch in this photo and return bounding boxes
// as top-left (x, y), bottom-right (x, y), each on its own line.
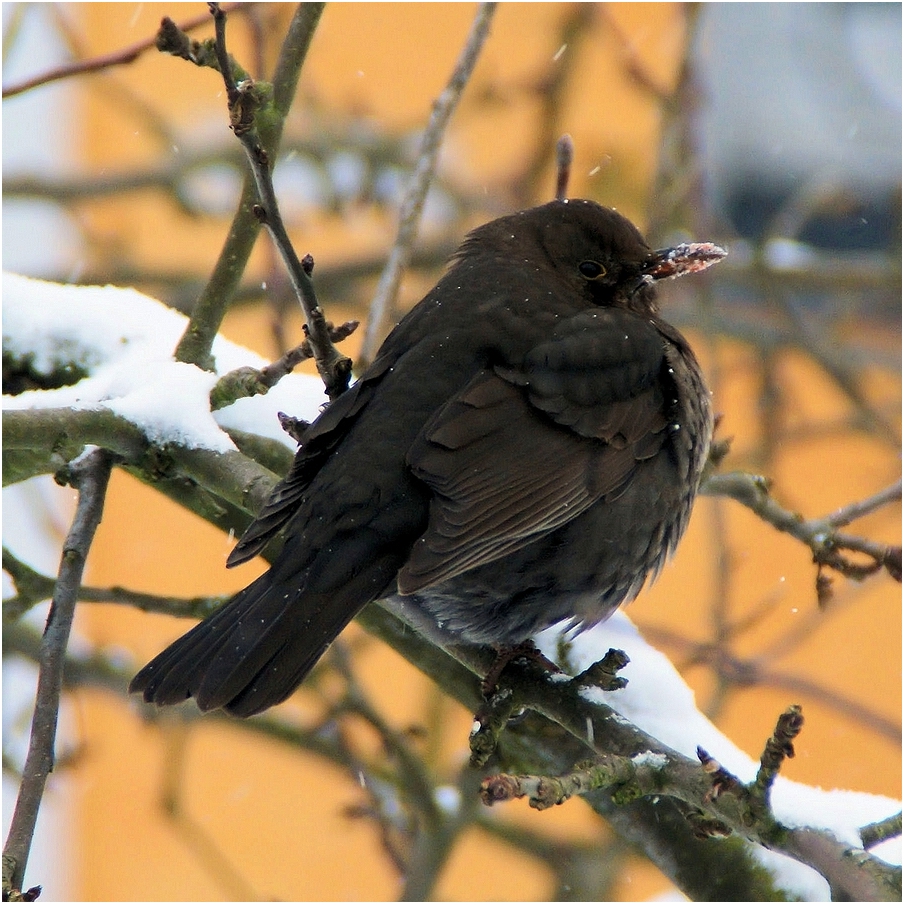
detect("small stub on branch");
top-left (555, 133), bottom-right (573, 201)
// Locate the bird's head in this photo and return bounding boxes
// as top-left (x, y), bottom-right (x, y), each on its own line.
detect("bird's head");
top-left (462, 199), bottom-right (725, 316)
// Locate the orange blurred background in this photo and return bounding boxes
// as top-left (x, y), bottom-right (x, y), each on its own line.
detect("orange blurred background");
top-left (3, 3), bottom-right (900, 900)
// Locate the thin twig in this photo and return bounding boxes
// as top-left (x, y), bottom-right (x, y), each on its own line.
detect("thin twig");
top-left (860, 812), bottom-right (902, 851)
top-left (208, 319), bottom-right (358, 411)
top-left (172, 3), bottom-right (325, 373)
top-left (358, 2), bottom-right (497, 368)
top-left (1, 3), bottom-right (243, 99)
top-left (554, 133), bottom-right (573, 201)
top-left (45, 6), bottom-right (182, 150)
top-left (702, 472), bottom-right (902, 583)
top-left (2, 548), bottom-right (227, 623)
top-left (206, 3), bottom-right (352, 399)
top-left (749, 705), bottom-right (804, 817)
top-left (512, 4), bottom-right (594, 207)
top-left (824, 480), bottom-right (902, 529)
top-left (2, 448), bottom-right (113, 898)
top-left (598, 5), bottom-right (673, 102)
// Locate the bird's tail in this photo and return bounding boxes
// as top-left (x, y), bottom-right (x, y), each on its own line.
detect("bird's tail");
top-left (129, 567), bottom-right (373, 718)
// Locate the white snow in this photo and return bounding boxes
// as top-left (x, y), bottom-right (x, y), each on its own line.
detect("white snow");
top-left (536, 615), bottom-right (902, 900)
top-left (632, 750), bottom-right (669, 770)
top-left (2, 272), bottom-right (328, 451)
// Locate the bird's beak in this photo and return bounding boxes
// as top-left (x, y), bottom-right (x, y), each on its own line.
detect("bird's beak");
top-left (641, 242), bottom-right (727, 284)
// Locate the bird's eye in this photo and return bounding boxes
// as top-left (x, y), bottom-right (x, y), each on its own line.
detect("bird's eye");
top-left (578, 260), bottom-right (607, 280)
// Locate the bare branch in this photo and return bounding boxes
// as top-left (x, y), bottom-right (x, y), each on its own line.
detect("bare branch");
top-left (824, 480), bottom-right (903, 529)
top-left (2, 548), bottom-right (227, 622)
top-left (702, 472), bottom-right (902, 584)
top-left (208, 318), bottom-right (358, 411)
top-left (861, 812), bottom-right (902, 851)
top-left (200, 3), bottom-right (352, 399)
top-left (749, 705), bottom-right (804, 817)
top-left (3, 449), bottom-right (113, 898)
top-left (554, 133), bottom-right (573, 201)
top-left (358, 2), bottom-right (497, 367)
top-left (171, 3), bottom-right (325, 374)
top-left (1, 4), bottom-right (243, 99)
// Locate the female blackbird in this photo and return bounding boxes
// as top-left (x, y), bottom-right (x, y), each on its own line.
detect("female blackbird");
top-left (131, 199), bottom-right (725, 716)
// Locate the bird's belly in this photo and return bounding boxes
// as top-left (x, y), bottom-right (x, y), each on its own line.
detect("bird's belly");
top-left (399, 475), bottom-right (694, 646)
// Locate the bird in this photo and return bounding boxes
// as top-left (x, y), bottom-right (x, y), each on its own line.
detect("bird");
top-left (130, 199), bottom-right (725, 718)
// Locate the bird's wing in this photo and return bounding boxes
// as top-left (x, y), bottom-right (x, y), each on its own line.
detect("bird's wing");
top-left (398, 307), bottom-right (670, 594)
top-left (226, 353), bottom-right (396, 567)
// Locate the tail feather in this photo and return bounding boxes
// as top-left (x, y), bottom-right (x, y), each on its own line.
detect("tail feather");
top-left (130, 549), bottom-right (403, 717)
top-left (195, 585), bottom-right (356, 716)
top-left (212, 628), bottom-right (334, 717)
top-left (130, 573), bottom-right (362, 716)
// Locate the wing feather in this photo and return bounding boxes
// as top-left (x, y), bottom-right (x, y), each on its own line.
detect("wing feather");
top-left (398, 307), bottom-right (671, 594)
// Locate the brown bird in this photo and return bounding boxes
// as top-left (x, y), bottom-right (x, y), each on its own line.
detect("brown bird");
top-left (131, 199), bottom-right (724, 717)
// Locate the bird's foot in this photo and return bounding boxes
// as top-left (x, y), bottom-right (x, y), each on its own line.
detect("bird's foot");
top-left (481, 639), bottom-right (561, 696)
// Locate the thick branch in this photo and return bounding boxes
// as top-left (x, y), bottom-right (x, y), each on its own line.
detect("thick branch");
top-left (785, 827), bottom-right (902, 902)
top-left (2, 407), bottom-right (149, 485)
top-left (2, 406), bottom-right (281, 524)
top-left (356, 603), bottom-right (900, 901)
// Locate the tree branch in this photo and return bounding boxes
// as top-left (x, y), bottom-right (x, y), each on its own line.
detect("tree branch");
top-left (355, 602), bottom-right (901, 901)
top-left (2, 406), bottom-right (281, 523)
top-left (2, 448), bottom-right (113, 899)
top-left (358, 2), bottom-right (497, 367)
top-left (171, 3), bottom-right (325, 374)
top-left (2, 548), bottom-right (227, 623)
top-left (1, 3), bottom-right (244, 99)
top-left (199, 2), bottom-right (353, 400)
top-left (209, 319), bottom-right (358, 411)
top-left (702, 472), bottom-right (902, 585)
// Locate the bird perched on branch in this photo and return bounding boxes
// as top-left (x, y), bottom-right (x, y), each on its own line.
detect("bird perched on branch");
top-left (131, 199), bottom-right (725, 717)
